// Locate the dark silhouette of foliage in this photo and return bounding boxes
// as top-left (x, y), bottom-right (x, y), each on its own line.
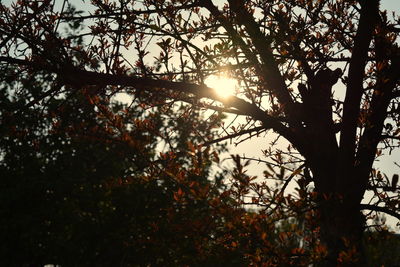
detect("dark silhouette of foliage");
top-left (1, 0), bottom-right (400, 266)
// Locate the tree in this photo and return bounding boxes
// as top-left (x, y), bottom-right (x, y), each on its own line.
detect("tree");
top-left (1, 0), bottom-right (400, 265)
top-left (0, 62), bottom-right (229, 266)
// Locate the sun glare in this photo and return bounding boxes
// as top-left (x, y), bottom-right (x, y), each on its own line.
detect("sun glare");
top-left (205, 75), bottom-right (238, 98)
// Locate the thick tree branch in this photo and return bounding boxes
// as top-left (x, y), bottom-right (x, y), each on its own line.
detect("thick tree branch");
top-left (200, 1), bottom-right (298, 120)
top-left (360, 203), bottom-right (400, 220)
top-left (380, 135), bottom-right (400, 141)
top-left (339, 1), bottom-right (379, 154)
top-left (227, 0), bottom-right (295, 112)
top-left (199, 0), bottom-right (308, 154)
top-left (70, 68), bottom-right (302, 149)
top-left (355, 38), bottom-right (400, 199)
top-left (338, 0), bottom-right (379, 196)
top-left (0, 56), bottom-right (302, 147)
top-left (200, 0), bottom-right (264, 79)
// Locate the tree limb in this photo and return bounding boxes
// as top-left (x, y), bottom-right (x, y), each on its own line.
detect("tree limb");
top-left (338, 0), bottom-right (380, 198)
top-left (360, 203), bottom-right (400, 220)
top-left (226, 0), bottom-right (295, 115)
top-left (202, 126), bottom-right (265, 146)
top-left (340, 0), bottom-right (379, 157)
top-left (0, 56), bottom-right (301, 146)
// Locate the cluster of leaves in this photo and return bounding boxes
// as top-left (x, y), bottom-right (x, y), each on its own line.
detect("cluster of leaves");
top-left (0, 63), bottom-right (215, 266)
top-left (0, 56), bottom-right (318, 267)
top-left (0, 70), bottom-right (320, 266)
top-left (1, 0), bottom-right (400, 265)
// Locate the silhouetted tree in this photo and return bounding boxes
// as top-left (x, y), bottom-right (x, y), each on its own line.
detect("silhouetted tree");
top-left (1, 0), bottom-right (400, 265)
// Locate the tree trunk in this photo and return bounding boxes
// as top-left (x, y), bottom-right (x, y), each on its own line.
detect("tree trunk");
top-left (318, 196), bottom-right (366, 266)
top-left (312, 162), bottom-right (367, 266)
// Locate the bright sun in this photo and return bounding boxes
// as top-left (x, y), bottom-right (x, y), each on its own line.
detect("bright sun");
top-left (204, 75), bottom-right (238, 98)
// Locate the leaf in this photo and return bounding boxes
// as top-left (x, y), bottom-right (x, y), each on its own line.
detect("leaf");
top-left (173, 188), bottom-right (184, 201)
top-left (292, 168), bottom-right (302, 176)
top-left (212, 150), bottom-right (220, 163)
top-left (149, 24), bottom-right (160, 31)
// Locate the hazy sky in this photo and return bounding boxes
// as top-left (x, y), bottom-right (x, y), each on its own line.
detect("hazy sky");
top-left (381, 0), bottom-right (400, 12)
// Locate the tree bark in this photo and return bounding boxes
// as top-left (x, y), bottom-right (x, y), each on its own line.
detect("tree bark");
top-left (318, 196), bottom-right (366, 266)
top-left (313, 165), bottom-right (368, 266)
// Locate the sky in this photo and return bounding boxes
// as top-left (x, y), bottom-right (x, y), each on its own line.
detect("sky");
top-left (382, 1), bottom-right (400, 12)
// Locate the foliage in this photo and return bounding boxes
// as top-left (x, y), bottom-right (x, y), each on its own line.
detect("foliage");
top-left (0, 66), bottom-right (228, 265)
top-left (364, 230), bottom-right (400, 266)
top-left (1, 0), bottom-right (400, 265)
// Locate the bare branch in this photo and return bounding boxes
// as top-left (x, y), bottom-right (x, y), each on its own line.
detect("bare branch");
top-left (380, 135), bottom-right (400, 141)
top-left (360, 203), bottom-right (400, 220)
top-left (202, 126), bottom-right (265, 146)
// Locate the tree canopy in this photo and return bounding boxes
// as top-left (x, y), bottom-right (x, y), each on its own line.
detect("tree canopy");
top-left (1, 0), bottom-right (400, 266)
